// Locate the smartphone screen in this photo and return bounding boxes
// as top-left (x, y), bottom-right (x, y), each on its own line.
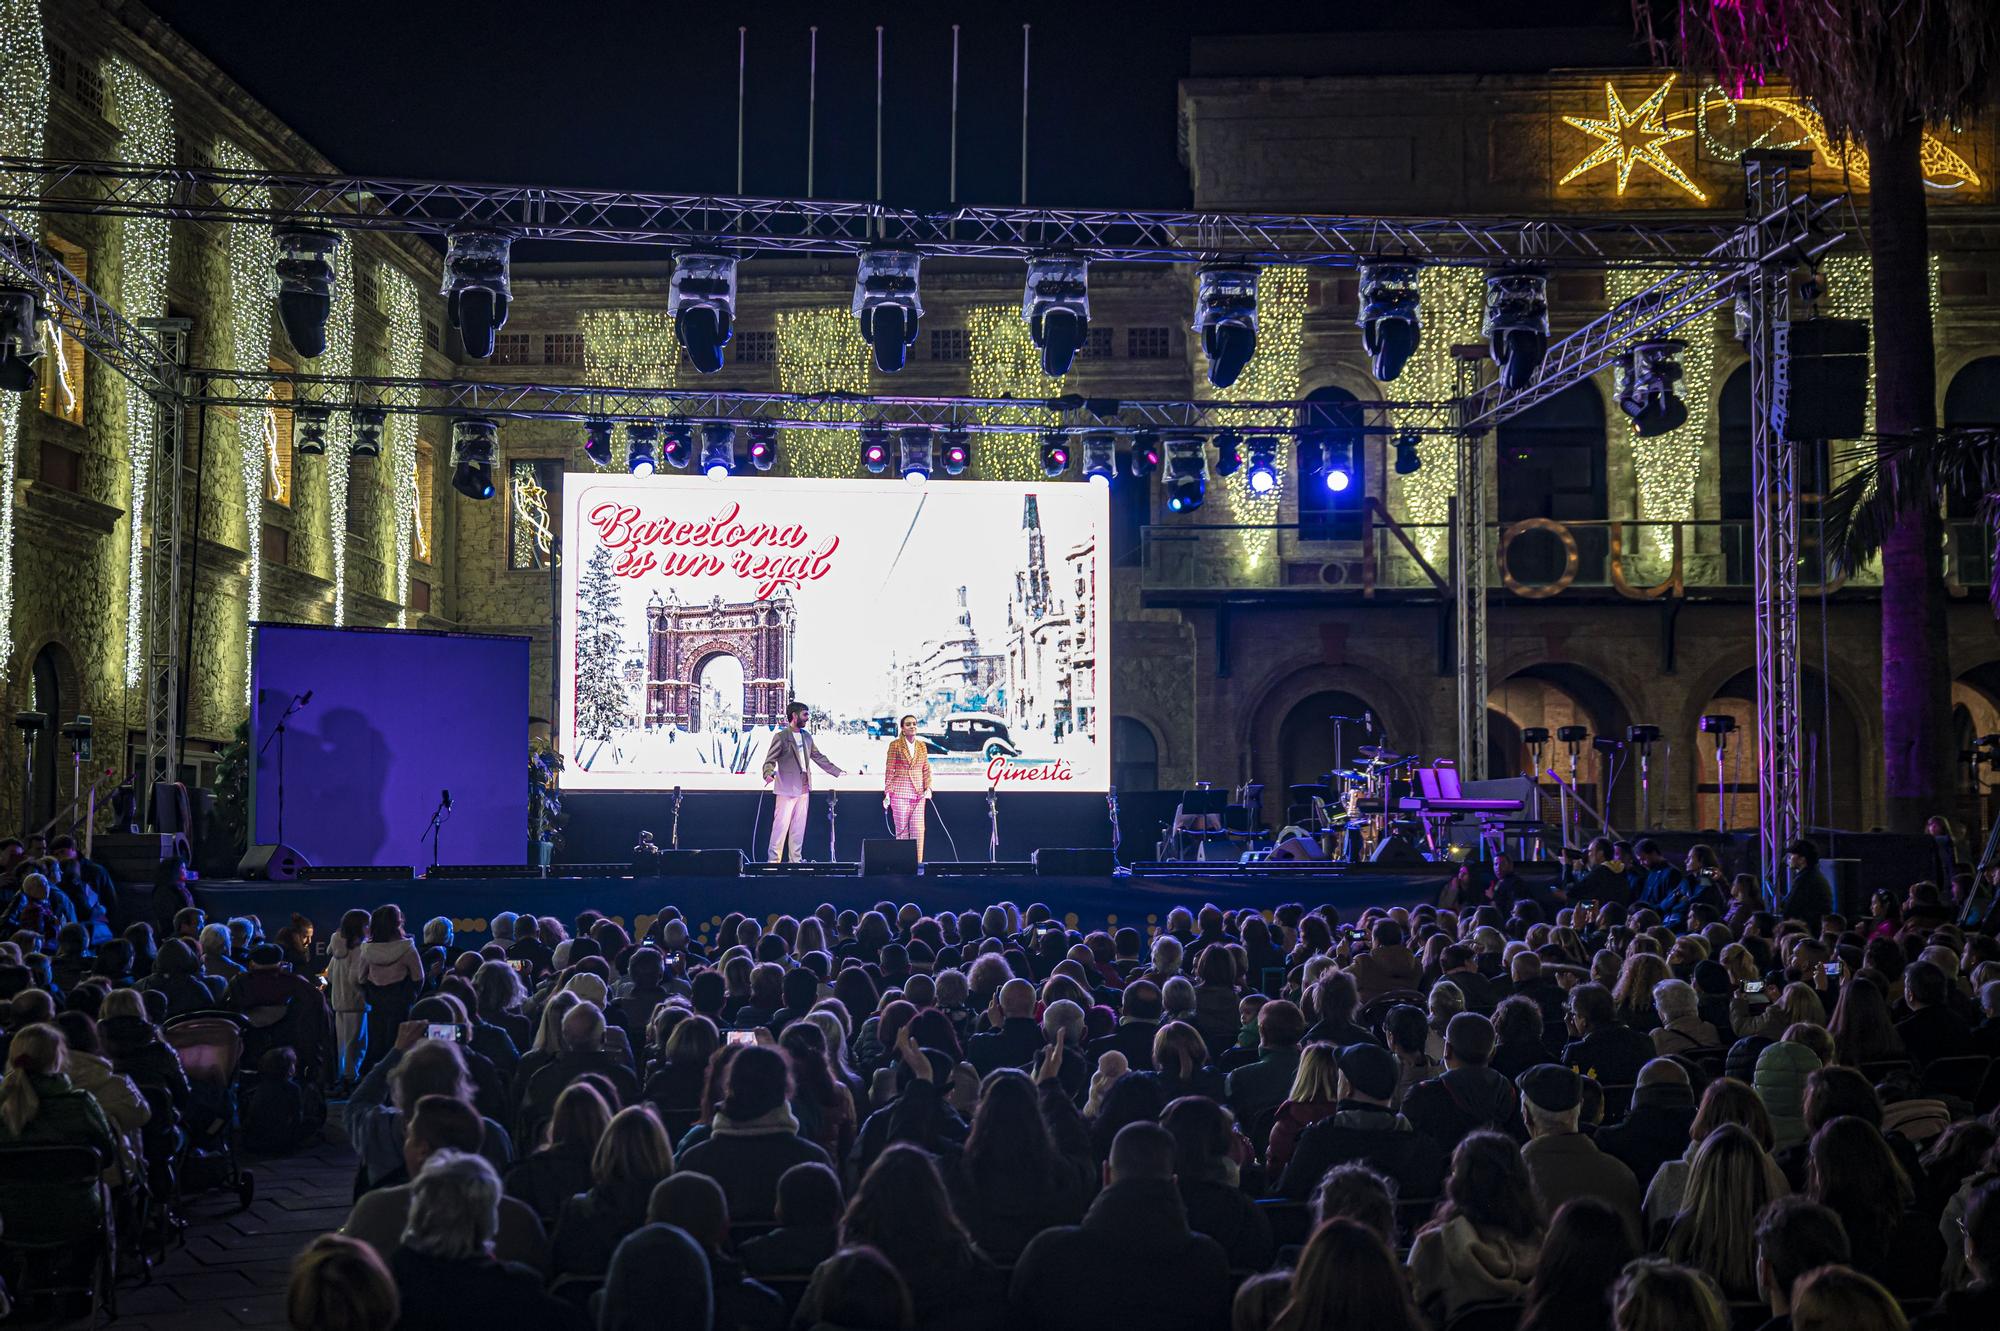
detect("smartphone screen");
top-left (725, 1029), bottom-right (757, 1047)
top-left (1743, 980), bottom-right (1766, 994)
top-left (426, 1023), bottom-right (459, 1043)
top-left (509, 959), bottom-right (532, 975)
top-left (1823, 962), bottom-right (1842, 978)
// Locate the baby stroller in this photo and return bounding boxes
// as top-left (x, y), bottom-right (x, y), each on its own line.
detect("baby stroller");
top-left (163, 1012), bottom-right (256, 1209)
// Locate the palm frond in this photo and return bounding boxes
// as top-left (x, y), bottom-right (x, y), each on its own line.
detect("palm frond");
top-left (1818, 427), bottom-right (2000, 609)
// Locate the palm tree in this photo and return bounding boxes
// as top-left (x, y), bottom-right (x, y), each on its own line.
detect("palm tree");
top-left (1638, 0), bottom-right (2000, 831)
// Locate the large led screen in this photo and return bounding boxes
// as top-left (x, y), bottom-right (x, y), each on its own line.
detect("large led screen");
top-left (560, 473), bottom-right (1108, 792)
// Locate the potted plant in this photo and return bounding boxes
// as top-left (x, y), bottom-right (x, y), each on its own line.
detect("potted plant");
top-left (529, 739), bottom-right (564, 870)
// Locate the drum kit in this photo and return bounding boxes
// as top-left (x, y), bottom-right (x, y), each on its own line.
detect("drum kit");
top-left (1310, 744), bottom-right (1418, 862)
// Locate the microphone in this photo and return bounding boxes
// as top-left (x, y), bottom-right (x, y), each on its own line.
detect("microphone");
top-left (441, 788), bottom-right (452, 810)
top-left (294, 689), bottom-right (314, 707)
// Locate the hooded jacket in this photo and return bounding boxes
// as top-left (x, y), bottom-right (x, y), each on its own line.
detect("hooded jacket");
top-left (1275, 1100), bottom-right (1448, 1199)
top-left (1408, 1212), bottom-right (1540, 1323)
top-left (1401, 1065), bottom-right (1523, 1152)
top-left (1009, 1178), bottom-right (1233, 1331)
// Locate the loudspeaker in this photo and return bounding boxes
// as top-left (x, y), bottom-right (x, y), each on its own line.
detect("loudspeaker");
top-left (238, 843), bottom-right (308, 882)
top-left (861, 838), bottom-right (919, 877)
top-left (1369, 835), bottom-right (1429, 868)
top-left (1032, 846), bottom-right (1118, 876)
top-left (661, 849), bottom-right (744, 878)
top-left (1784, 318), bottom-right (1869, 442)
top-left (152, 780), bottom-right (191, 834)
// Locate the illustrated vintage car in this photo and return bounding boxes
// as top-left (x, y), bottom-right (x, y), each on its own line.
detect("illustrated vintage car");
top-left (922, 712), bottom-right (1020, 761)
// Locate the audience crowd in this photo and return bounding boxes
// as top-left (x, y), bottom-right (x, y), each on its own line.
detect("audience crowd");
top-left (3, 832), bottom-right (2000, 1331)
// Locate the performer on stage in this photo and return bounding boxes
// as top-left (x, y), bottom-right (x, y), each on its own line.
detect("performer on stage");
top-left (761, 701), bottom-right (844, 862)
top-left (883, 714), bottom-right (933, 860)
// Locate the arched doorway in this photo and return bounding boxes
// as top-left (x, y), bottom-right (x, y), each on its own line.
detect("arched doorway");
top-left (26, 644), bottom-right (76, 831)
top-left (1112, 716), bottom-right (1160, 791)
top-left (1696, 668), bottom-right (1863, 832)
top-left (1952, 660), bottom-right (2000, 836)
top-left (1944, 357), bottom-right (2000, 585)
top-left (1278, 689), bottom-right (1381, 820)
top-left (1496, 382), bottom-right (1608, 583)
top-left (692, 652), bottom-right (744, 734)
top-left (1488, 664), bottom-right (1635, 828)
top-left (1298, 387), bottom-right (1365, 542)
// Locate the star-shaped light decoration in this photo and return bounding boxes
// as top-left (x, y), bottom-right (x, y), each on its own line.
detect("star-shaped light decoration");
top-left (1560, 76), bottom-right (1708, 202)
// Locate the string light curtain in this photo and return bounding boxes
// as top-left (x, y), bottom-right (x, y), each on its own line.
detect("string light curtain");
top-left (1390, 266), bottom-right (1484, 566)
top-left (775, 307), bottom-right (871, 476)
top-left (966, 304), bottom-right (1063, 481)
top-left (581, 308), bottom-right (678, 471)
top-left (216, 139), bottom-right (276, 702)
top-left (1606, 268), bottom-right (1711, 526)
top-left (1201, 266), bottom-right (1308, 574)
top-left (320, 236), bottom-right (356, 622)
top-left (106, 57), bottom-right (172, 686)
top-left (0, 0), bottom-right (48, 674)
top-left (381, 264), bottom-right (422, 624)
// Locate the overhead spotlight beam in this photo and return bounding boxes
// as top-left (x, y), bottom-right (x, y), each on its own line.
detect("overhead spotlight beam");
top-left (671, 251), bottom-right (738, 374)
top-left (273, 227), bottom-right (340, 359)
top-left (1025, 254), bottom-right (1089, 376)
top-left (854, 248), bottom-right (923, 373)
top-left (450, 416), bottom-right (498, 499)
top-left (443, 230), bottom-right (512, 360)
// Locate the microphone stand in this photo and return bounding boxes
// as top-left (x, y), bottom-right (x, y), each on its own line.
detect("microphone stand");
top-left (987, 782), bottom-right (1000, 862)
top-left (826, 789), bottom-right (839, 864)
top-left (257, 691), bottom-right (310, 847)
top-left (421, 791), bottom-right (451, 875)
top-left (671, 786), bottom-right (684, 850)
top-left (1106, 785), bottom-right (1122, 865)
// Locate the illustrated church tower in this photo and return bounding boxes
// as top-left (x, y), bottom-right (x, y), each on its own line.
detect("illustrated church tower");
top-left (1018, 494), bottom-right (1052, 621)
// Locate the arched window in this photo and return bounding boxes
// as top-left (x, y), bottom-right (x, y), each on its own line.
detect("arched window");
top-left (1298, 387), bottom-right (1365, 542)
top-left (1111, 716), bottom-right (1159, 791)
top-left (1944, 357), bottom-right (2000, 583)
top-left (1495, 382), bottom-right (1607, 582)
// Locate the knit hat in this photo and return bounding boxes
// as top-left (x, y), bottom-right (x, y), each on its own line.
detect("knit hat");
top-left (1338, 1043), bottom-right (1400, 1101)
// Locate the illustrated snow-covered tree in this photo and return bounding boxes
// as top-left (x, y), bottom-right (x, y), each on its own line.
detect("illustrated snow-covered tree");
top-left (575, 545), bottom-right (629, 741)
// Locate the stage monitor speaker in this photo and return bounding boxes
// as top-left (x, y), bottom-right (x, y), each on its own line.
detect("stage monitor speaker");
top-left (238, 843), bottom-right (308, 882)
top-left (861, 838), bottom-right (919, 877)
top-left (297, 865), bottom-right (417, 882)
top-left (1033, 847), bottom-right (1117, 877)
top-left (1784, 318), bottom-right (1869, 442)
top-left (661, 849), bottom-right (745, 878)
top-left (1369, 836), bottom-right (1429, 868)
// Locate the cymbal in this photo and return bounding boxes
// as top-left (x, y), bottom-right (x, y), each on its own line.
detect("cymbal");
top-left (1331, 769), bottom-right (1366, 782)
top-left (1357, 746), bottom-right (1401, 761)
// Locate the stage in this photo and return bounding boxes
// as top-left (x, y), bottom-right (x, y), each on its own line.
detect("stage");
top-left (186, 867), bottom-right (1449, 947)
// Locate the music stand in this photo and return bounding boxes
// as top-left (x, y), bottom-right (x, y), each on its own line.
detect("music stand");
top-left (1174, 787), bottom-right (1231, 861)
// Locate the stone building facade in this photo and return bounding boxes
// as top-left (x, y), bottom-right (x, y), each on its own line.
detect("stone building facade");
top-left (7, 6), bottom-right (2000, 845)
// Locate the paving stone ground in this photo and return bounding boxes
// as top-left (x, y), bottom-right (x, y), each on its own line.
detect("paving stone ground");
top-left (20, 1126), bottom-right (356, 1331)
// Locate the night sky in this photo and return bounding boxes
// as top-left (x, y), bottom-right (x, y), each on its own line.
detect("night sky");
top-left (143, 1), bottom-right (1642, 213)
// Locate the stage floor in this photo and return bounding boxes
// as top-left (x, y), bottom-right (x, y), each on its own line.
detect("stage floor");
top-left (188, 868), bottom-right (1447, 945)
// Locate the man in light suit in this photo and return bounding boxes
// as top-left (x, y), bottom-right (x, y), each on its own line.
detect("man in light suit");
top-left (761, 700), bottom-right (844, 862)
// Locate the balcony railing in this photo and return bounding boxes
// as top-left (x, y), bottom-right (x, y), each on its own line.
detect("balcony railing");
top-left (1139, 500), bottom-right (1893, 600)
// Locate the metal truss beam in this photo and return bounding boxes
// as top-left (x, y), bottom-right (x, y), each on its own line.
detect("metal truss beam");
top-left (0, 210), bottom-right (175, 396)
top-left (0, 156), bottom-right (1749, 268)
top-left (181, 365), bottom-right (1462, 436)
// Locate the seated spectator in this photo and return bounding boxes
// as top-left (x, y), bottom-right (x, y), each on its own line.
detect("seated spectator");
top-left (287, 1233), bottom-right (400, 1331)
top-left (1275, 1042), bottom-right (1446, 1200)
top-left (1897, 959), bottom-right (1976, 1068)
top-left (783, 1018), bottom-right (857, 1162)
top-left (242, 1046), bottom-right (322, 1155)
top-left (1650, 979), bottom-right (1720, 1056)
top-left (1491, 993), bottom-right (1556, 1083)
top-left (1561, 983), bottom-right (1656, 1091)
top-left (1307, 1161), bottom-right (1398, 1251)
top-left (49, 1009), bottom-right (149, 1179)
top-left (521, 1000), bottom-right (642, 1139)
top-left (837, 1142), bottom-right (1004, 1329)
top-left (504, 1081), bottom-right (610, 1226)
top-left (939, 1066), bottom-right (1093, 1262)
top-left (1611, 1258), bottom-right (1728, 1331)
top-left (967, 977), bottom-right (1044, 1075)
top-left (1161, 1094), bottom-right (1273, 1271)
top-left (1351, 918), bottom-right (1422, 1004)
top-left (1917, 1177), bottom-right (2000, 1331)
top-left (1148, 1020), bottom-right (1224, 1103)
top-left (1269, 1217), bottom-right (1423, 1331)
top-left (1828, 974), bottom-right (1905, 1067)
top-left (1408, 1129), bottom-right (1544, 1322)
top-left (642, 1012), bottom-right (718, 1138)
top-left (1438, 945), bottom-right (1498, 1014)
top-left (1643, 1075), bottom-right (1785, 1233)
top-left (348, 1026), bottom-right (513, 1189)
top-left (97, 985), bottom-right (191, 1118)
top-left (387, 1151), bottom-right (584, 1330)
top-left (1224, 998), bottom-right (1305, 1124)
top-left (677, 1043), bottom-right (832, 1221)
top-left (199, 922), bottom-right (244, 982)
top-left (1790, 1265), bottom-right (1908, 1331)
top-left (1517, 1064), bottom-right (1643, 1246)
top-left (1087, 979), bottom-right (1164, 1071)
top-left (1806, 1114), bottom-right (1945, 1299)
top-left (1191, 942), bottom-right (1242, 1054)
top-left (1519, 1198), bottom-right (1637, 1331)
top-left (135, 937), bottom-right (224, 1017)
top-left (0, 1022), bottom-right (118, 1238)
top-left (1304, 970), bottom-right (1375, 1047)
top-left (550, 1103), bottom-right (674, 1279)
top-left (472, 958), bottom-right (534, 1052)
top-left (1382, 1004), bottom-right (1442, 1104)
top-left (1752, 1195), bottom-right (1851, 1331)
top-left (793, 1245), bottom-right (915, 1331)
top-left (1265, 1042), bottom-right (1341, 1180)
top-left (1662, 1123), bottom-right (1782, 1298)
top-left (741, 1160), bottom-right (843, 1277)
top-left (1755, 1037), bottom-right (1823, 1152)
top-left (343, 1094), bottom-right (549, 1273)
top-left (1401, 1012), bottom-right (1520, 1153)
top-left (1011, 1121), bottom-right (1232, 1331)
top-left (1595, 1058), bottom-right (1697, 1192)
top-left (596, 1222), bottom-right (713, 1331)
top-left (649, 1171), bottom-right (784, 1331)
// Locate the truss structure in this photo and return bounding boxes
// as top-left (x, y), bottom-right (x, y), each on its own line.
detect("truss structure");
top-left (0, 152), bottom-right (1845, 861)
top-left (0, 156), bottom-right (1750, 268)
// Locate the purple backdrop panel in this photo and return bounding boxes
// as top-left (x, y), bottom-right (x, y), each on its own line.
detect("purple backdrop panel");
top-left (250, 625), bottom-right (529, 868)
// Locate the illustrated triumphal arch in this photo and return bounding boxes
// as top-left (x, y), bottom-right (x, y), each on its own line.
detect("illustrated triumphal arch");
top-left (644, 589), bottom-right (794, 731)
